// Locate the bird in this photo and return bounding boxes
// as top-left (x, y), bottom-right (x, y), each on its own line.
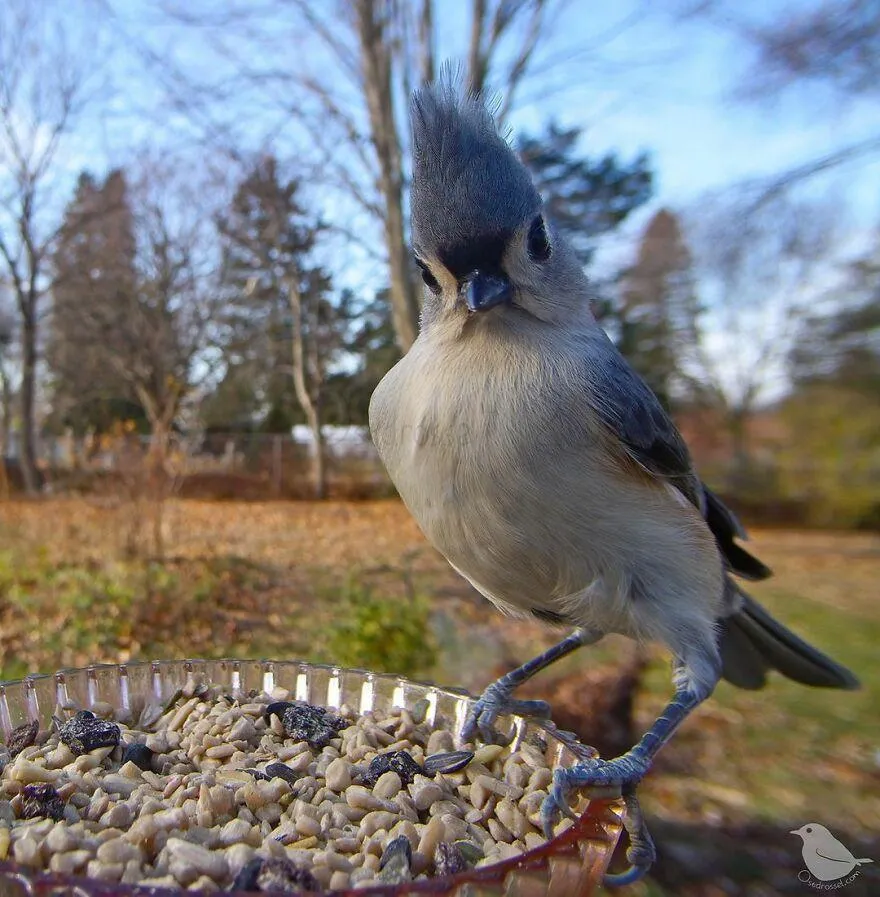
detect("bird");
top-left (368, 77), bottom-right (860, 884)
top-left (791, 824), bottom-right (873, 882)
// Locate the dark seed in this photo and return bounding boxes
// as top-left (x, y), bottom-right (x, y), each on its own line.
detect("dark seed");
top-left (59, 710), bottom-right (121, 756)
top-left (121, 743), bottom-right (154, 772)
top-left (257, 857), bottom-right (320, 892)
top-left (229, 856), bottom-right (319, 893)
top-left (264, 762), bottom-right (300, 785)
top-left (423, 750), bottom-right (474, 775)
top-left (264, 701), bottom-right (291, 721)
top-left (229, 857), bottom-right (263, 891)
top-left (363, 750), bottom-right (423, 787)
top-left (266, 701), bottom-right (347, 750)
top-left (20, 783), bottom-right (66, 821)
top-left (378, 835), bottom-right (413, 884)
top-left (5, 720), bottom-right (39, 760)
top-left (526, 731), bottom-right (548, 752)
top-left (434, 841), bottom-right (469, 878)
top-left (379, 835), bottom-right (413, 871)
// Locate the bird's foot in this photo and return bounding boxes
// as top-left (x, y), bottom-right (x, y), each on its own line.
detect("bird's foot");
top-left (541, 755), bottom-right (654, 885)
top-left (604, 787), bottom-right (656, 887)
top-left (540, 752), bottom-right (649, 836)
top-left (461, 680), bottom-right (551, 744)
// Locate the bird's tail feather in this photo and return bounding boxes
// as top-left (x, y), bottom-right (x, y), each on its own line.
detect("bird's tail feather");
top-left (719, 591), bottom-right (860, 691)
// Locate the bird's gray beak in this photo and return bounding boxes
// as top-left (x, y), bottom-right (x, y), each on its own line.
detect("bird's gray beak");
top-left (463, 272), bottom-right (512, 313)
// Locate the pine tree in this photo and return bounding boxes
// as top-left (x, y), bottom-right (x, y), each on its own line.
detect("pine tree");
top-left (518, 122), bottom-right (653, 270)
top-left (48, 170), bottom-right (142, 433)
top-left (618, 209), bottom-right (700, 410)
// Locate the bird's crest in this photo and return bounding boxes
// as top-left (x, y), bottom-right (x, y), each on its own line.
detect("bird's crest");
top-left (410, 70), bottom-right (540, 256)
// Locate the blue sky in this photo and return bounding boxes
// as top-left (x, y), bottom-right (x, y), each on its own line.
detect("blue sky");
top-left (8, 2), bottom-right (879, 354)
top-left (59, 0), bottom-right (875, 263)
top-left (11, 0), bottom-right (865, 409)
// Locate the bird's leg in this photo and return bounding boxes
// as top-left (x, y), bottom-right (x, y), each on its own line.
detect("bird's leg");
top-left (541, 653), bottom-right (721, 883)
top-left (461, 628), bottom-right (601, 744)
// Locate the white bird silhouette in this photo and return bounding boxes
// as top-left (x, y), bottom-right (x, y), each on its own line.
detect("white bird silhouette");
top-left (791, 823), bottom-right (873, 882)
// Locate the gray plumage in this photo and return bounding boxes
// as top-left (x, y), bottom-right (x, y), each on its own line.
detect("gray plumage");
top-left (371, 80), bottom-right (858, 717)
top-left (411, 84), bottom-right (540, 259)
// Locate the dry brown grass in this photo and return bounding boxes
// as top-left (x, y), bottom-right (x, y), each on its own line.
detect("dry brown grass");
top-left (4, 497), bottom-right (877, 594)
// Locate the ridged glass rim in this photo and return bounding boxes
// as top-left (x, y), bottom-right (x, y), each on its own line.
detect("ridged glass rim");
top-left (0, 659), bottom-right (623, 896)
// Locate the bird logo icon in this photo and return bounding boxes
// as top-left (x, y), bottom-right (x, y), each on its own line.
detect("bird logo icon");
top-left (791, 823), bottom-right (873, 883)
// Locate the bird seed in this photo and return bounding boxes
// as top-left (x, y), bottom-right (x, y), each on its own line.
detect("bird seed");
top-left (0, 683), bottom-right (572, 892)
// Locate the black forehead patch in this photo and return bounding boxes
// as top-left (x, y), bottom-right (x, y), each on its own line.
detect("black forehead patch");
top-left (438, 230), bottom-right (512, 281)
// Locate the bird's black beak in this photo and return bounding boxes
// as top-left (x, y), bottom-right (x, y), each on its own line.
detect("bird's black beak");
top-left (463, 272), bottom-right (512, 312)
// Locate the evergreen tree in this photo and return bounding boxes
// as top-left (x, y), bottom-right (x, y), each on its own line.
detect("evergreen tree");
top-left (518, 122), bottom-right (653, 270)
top-left (618, 209), bottom-right (701, 410)
top-left (48, 170), bottom-right (142, 433)
top-left (323, 288), bottom-right (402, 425)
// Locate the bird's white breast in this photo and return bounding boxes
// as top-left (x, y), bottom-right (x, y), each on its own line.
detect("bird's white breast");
top-left (369, 321), bottom-right (723, 642)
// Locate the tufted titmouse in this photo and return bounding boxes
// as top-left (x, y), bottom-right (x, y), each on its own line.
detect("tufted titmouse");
top-left (368, 79), bottom-right (859, 884)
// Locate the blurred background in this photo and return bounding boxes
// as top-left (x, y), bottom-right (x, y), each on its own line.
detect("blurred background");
top-left (0, 1), bottom-right (877, 893)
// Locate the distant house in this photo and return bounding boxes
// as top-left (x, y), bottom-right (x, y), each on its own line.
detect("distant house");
top-left (291, 425), bottom-right (377, 459)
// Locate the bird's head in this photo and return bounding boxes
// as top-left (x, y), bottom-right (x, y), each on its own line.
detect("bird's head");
top-left (791, 823), bottom-right (832, 843)
top-left (410, 79), bottom-right (589, 331)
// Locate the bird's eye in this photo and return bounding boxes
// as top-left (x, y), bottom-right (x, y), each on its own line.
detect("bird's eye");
top-left (806, 827), bottom-right (813, 833)
top-left (527, 215), bottom-right (552, 262)
top-left (415, 258), bottom-right (441, 294)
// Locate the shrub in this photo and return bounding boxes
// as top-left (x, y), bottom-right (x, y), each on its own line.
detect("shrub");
top-left (321, 573), bottom-right (437, 679)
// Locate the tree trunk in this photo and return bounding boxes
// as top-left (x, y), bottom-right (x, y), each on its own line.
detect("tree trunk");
top-left (0, 365), bottom-right (9, 498)
top-left (147, 422), bottom-right (168, 559)
top-left (355, 0), bottom-right (420, 352)
top-left (18, 306), bottom-right (40, 494)
top-left (385, 207), bottom-right (419, 351)
top-left (0, 363), bottom-right (11, 457)
top-left (311, 405), bottom-right (327, 501)
top-left (287, 278), bottom-right (327, 499)
top-left (137, 386), bottom-right (179, 561)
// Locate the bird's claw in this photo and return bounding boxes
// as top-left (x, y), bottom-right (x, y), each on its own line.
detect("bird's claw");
top-left (604, 787), bottom-right (656, 887)
top-left (461, 681), bottom-right (551, 744)
top-left (540, 753), bottom-right (649, 839)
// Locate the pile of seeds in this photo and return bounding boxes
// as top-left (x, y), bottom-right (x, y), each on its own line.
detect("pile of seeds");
top-left (0, 683), bottom-right (574, 892)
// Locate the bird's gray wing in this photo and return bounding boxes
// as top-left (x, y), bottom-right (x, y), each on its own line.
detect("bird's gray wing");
top-left (590, 346), bottom-right (771, 581)
top-left (814, 841), bottom-right (858, 864)
top-left (591, 349), bottom-right (696, 492)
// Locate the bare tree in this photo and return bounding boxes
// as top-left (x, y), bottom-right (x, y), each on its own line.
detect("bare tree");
top-left (287, 0), bottom-right (554, 351)
top-left (286, 279), bottom-right (345, 500)
top-left (0, 297), bottom-right (14, 460)
top-left (0, 0), bottom-right (104, 493)
top-left (120, 0), bottom-right (561, 352)
top-left (731, 0), bottom-right (880, 102)
top-left (55, 156), bottom-right (221, 552)
top-left (679, 0), bottom-right (880, 201)
top-left (217, 155), bottom-right (343, 499)
top-left (682, 193), bottom-right (839, 483)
